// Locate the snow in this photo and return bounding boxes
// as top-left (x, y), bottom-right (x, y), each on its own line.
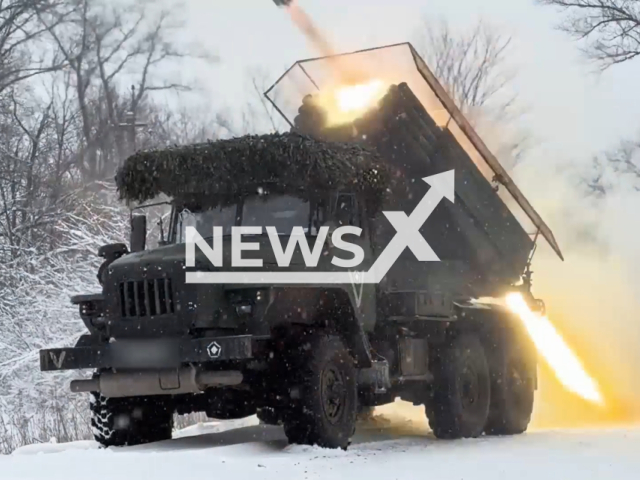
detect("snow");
top-left (2, 413), bottom-right (639, 480)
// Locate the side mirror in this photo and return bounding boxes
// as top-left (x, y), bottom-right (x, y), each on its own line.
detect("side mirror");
top-left (96, 243), bottom-right (129, 286)
top-left (130, 214), bottom-right (147, 252)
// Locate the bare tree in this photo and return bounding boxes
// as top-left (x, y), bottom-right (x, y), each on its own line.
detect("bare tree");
top-left (140, 103), bottom-right (223, 147)
top-left (585, 138), bottom-right (640, 195)
top-left (0, 0), bottom-right (67, 95)
top-left (536, 2), bottom-right (640, 195)
top-left (415, 19), bottom-right (530, 167)
top-left (246, 67), bottom-right (282, 133)
top-left (0, 1), bottom-right (229, 450)
top-left (208, 67), bottom-right (286, 137)
top-left (416, 19), bottom-right (517, 113)
top-left (36, 0), bottom-right (217, 181)
top-left (0, 90), bottom-right (56, 262)
top-left (538, 0), bottom-right (640, 68)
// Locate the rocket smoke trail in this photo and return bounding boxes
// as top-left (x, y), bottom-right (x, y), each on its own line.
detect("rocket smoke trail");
top-left (282, 0), bottom-right (366, 84)
top-left (285, 0), bottom-right (336, 57)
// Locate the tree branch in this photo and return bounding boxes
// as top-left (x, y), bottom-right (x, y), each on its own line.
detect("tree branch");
top-left (538, 0), bottom-right (640, 68)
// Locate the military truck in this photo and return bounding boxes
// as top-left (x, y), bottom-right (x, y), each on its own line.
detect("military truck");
top-left (39, 44), bottom-right (561, 450)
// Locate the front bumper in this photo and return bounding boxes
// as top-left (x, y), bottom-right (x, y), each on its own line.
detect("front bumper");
top-left (40, 335), bottom-right (265, 372)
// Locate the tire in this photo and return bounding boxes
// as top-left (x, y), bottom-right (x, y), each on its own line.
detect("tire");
top-left (484, 343), bottom-right (535, 435)
top-left (282, 334), bottom-right (357, 449)
top-left (90, 393), bottom-right (173, 447)
top-left (426, 333), bottom-right (491, 439)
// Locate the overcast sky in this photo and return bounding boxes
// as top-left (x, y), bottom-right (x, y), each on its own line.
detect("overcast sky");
top-left (182, 0), bottom-right (640, 166)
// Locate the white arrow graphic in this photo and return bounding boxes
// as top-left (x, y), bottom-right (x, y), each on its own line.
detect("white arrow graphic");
top-left (185, 170), bottom-right (455, 284)
top-left (366, 170), bottom-right (454, 283)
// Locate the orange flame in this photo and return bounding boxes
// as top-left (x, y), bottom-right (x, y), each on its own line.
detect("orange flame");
top-left (311, 80), bottom-right (388, 126)
top-left (506, 292), bottom-right (604, 406)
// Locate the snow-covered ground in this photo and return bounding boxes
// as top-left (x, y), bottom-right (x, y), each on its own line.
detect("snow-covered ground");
top-left (2, 408), bottom-right (639, 480)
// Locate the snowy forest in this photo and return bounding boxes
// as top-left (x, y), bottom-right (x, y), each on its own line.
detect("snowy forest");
top-left (0, 0), bottom-right (232, 452)
top-left (1, 0), bottom-right (638, 455)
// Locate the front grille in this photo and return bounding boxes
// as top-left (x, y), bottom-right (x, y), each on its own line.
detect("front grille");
top-left (119, 278), bottom-right (174, 318)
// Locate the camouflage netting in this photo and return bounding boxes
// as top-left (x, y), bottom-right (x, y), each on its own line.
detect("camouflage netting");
top-left (116, 132), bottom-right (389, 211)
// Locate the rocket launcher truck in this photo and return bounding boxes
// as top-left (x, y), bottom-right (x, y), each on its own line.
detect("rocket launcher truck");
top-left (38, 44), bottom-right (561, 449)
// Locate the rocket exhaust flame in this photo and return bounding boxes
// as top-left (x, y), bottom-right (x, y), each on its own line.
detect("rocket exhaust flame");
top-left (506, 292), bottom-right (604, 406)
top-left (281, 1), bottom-right (391, 126)
top-left (313, 79), bottom-right (388, 126)
top-left (335, 80), bottom-right (386, 114)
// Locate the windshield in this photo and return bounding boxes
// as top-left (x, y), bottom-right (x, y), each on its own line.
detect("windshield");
top-left (242, 195), bottom-right (311, 234)
top-left (176, 204), bottom-right (237, 243)
top-left (175, 195), bottom-right (315, 243)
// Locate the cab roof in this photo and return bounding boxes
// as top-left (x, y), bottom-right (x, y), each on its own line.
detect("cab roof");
top-left (116, 132), bottom-right (389, 212)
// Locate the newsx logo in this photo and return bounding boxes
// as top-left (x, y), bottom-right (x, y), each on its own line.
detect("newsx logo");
top-left (185, 170), bottom-right (455, 285)
top-left (187, 224), bottom-right (364, 269)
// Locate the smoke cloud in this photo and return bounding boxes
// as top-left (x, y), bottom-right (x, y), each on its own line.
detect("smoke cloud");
top-left (516, 157), bottom-right (640, 426)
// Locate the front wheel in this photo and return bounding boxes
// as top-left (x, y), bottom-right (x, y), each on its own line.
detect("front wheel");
top-left (90, 393), bottom-right (173, 447)
top-left (426, 333), bottom-right (491, 439)
top-left (282, 334), bottom-right (357, 449)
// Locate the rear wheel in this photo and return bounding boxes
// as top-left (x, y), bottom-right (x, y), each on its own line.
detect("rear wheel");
top-left (484, 344), bottom-right (535, 435)
top-left (426, 333), bottom-right (491, 439)
top-left (282, 334), bottom-right (357, 449)
top-left (90, 393), bottom-right (173, 447)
